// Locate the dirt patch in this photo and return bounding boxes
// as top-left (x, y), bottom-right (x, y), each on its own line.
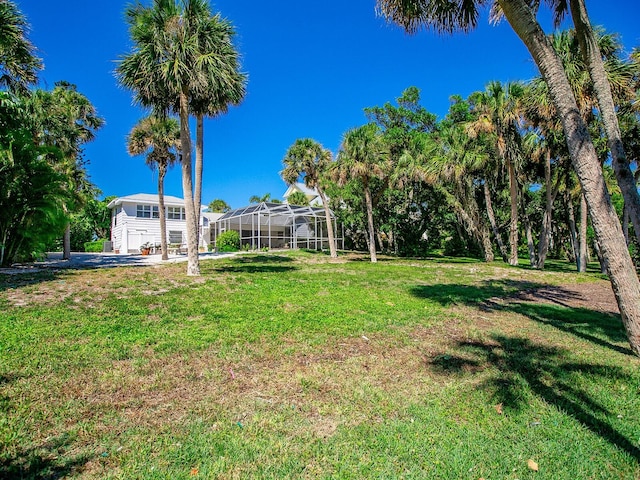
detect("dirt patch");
top-left (505, 281), bottom-right (619, 315)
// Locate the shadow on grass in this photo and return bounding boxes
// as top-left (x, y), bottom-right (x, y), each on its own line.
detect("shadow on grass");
top-left (0, 270), bottom-right (61, 293)
top-left (0, 433), bottom-right (94, 479)
top-left (211, 255), bottom-right (298, 274)
top-left (428, 334), bottom-right (640, 462)
top-left (410, 280), bottom-right (631, 355)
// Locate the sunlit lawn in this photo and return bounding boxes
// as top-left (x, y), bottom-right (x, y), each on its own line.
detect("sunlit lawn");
top-left (1, 251), bottom-right (638, 479)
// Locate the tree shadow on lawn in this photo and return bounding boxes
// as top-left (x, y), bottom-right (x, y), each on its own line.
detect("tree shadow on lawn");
top-left (428, 334), bottom-right (640, 462)
top-left (210, 254), bottom-right (298, 274)
top-left (410, 280), bottom-right (631, 355)
top-left (0, 269), bottom-right (61, 293)
top-left (0, 432), bottom-right (94, 480)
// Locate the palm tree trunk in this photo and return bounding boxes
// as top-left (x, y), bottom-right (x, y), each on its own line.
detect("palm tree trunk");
top-left (318, 189), bottom-right (338, 258)
top-left (521, 196), bottom-right (536, 267)
top-left (623, 204), bottom-right (630, 245)
top-left (363, 183), bottom-right (377, 263)
top-left (566, 190), bottom-right (578, 264)
top-left (536, 150), bottom-right (556, 269)
top-left (179, 88), bottom-right (200, 276)
top-left (440, 187), bottom-right (493, 262)
top-left (158, 164), bottom-right (169, 261)
top-left (578, 192), bottom-right (588, 273)
top-left (483, 181), bottom-right (507, 262)
top-left (500, 0), bottom-right (640, 356)
top-left (194, 114), bottom-right (204, 249)
top-left (507, 160), bottom-right (519, 266)
top-left (569, 0), bottom-right (640, 244)
top-left (63, 223), bottom-right (71, 260)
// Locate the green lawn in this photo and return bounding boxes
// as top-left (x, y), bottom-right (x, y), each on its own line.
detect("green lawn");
top-left (1, 252), bottom-right (638, 479)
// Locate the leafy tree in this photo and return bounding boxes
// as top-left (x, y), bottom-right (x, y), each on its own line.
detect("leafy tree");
top-left (281, 138), bottom-right (338, 258)
top-left (127, 115), bottom-right (180, 260)
top-left (117, 0), bottom-right (245, 276)
top-left (0, 92), bottom-right (69, 265)
top-left (208, 198), bottom-right (231, 213)
top-left (375, 0), bottom-right (640, 355)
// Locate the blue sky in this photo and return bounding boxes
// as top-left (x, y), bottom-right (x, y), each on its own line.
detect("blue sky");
top-left (18, 1), bottom-right (640, 208)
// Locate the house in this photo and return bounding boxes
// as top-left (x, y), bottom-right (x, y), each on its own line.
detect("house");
top-left (107, 194), bottom-right (221, 253)
top-left (283, 182), bottom-right (323, 206)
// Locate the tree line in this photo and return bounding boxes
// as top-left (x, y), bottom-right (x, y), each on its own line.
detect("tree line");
top-left (280, 0), bottom-right (640, 356)
top-left (0, 1), bottom-right (104, 266)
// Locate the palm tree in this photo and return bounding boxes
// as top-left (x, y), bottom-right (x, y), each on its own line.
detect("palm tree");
top-left (127, 115), bottom-right (180, 260)
top-left (468, 81), bottom-right (525, 266)
top-left (566, 0), bottom-right (640, 246)
top-left (26, 82), bottom-right (104, 260)
top-left (208, 199), bottom-right (231, 213)
top-left (287, 191), bottom-right (309, 206)
top-left (334, 124), bottom-right (390, 263)
top-left (282, 138), bottom-right (338, 258)
top-left (421, 123), bottom-right (495, 262)
top-left (189, 12), bottom-right (246, 243)
top-left (0, 0), bottom-right (41, 92)
top-left (117, 0), bottom-right (244, 276)
top-left (249, 193), bottom-right (272, 204)
top-left (375, 0), bottom-right (640, 356)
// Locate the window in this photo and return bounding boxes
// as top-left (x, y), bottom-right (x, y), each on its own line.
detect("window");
top-left (169, 230), bottom-right (183, 244)
top-left (137, 205), bottom-right (159, 218)
top-left (167, 206), bottom-right (186, 220)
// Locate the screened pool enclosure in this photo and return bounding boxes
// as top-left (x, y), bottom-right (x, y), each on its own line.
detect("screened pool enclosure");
top-left (212, 202), bottom-right (343, 251)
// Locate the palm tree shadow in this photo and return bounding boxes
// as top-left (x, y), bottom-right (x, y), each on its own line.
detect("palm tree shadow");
top-left (410, 281), bottom-right (631, 355)
top-left (209, 255), bottom-right (298, 274)
top-left (429, 335), bottom-right (640, 462)
top-left (0, 432), bottom-right (94, 479)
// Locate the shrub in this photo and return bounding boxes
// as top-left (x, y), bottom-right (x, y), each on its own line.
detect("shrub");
top-left (84, 239), bottom-right (107, 252)
top-left (217, 230), bottom-right (240, 252)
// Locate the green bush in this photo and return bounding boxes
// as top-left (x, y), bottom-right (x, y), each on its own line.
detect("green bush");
top-left (216, 230), bottom-right (240, 252)
top-left (84, 239), bottom-right (107, 252)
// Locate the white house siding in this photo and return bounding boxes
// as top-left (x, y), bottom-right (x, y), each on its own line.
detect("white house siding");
top-left (109, 195), bottom-right (212, 254)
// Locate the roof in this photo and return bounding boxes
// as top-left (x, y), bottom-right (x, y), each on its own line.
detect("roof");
top-left (217, 202), bottom-right (332, 226)
top-left (107, 193), bottom-right (188, 209)
top-left (107, 194), bottom-right (210, 212)
top-left (283, 182), bottom-right (320, 199)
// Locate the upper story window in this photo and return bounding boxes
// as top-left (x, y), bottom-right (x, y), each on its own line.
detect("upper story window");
top-left (137, 204), bottom-right (159, 219)
top-left (167, 206), bottom-right (186, 220)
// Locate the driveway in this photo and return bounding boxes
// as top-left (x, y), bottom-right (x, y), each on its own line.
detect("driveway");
top-left (1, 251), bottom-right (239, 273)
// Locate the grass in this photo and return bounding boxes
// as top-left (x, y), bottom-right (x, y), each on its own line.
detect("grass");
top-left (0, 251), bottom-right (638, 479)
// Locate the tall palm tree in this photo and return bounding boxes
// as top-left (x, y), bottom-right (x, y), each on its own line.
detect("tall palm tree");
top-left (417, 124), bottom-right (495, 261)
top-left (117, 0), bottom-right (245, 276)
top-left (375, 0), bottom-right (640, 356)
top-left (334, 124), bottom-right (390, 263)
top-left (281, 138), bottom-right (338, 258)
top-left (0, 0), bottom-right (41, 92)
top-left (468, 81), bottom-right (525, 265)
top-left (566, 0), bottom-right (640, 246)
top-left (127, 115), bottom-right (180, 260)
top-left (26, 82), bottom-right (104, 260)
top-left (189, 12), bottom-right (246, 243)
